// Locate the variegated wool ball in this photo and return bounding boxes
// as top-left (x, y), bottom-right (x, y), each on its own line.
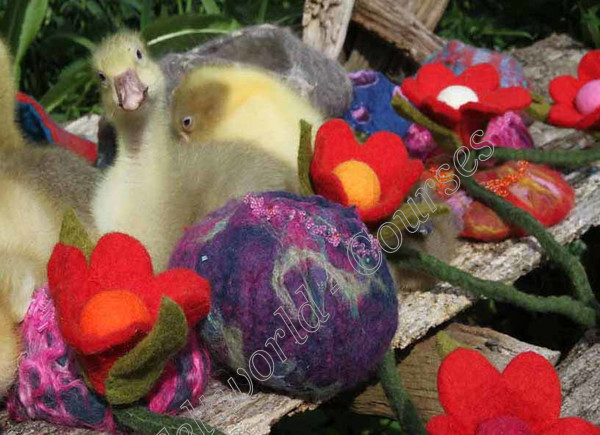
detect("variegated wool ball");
top-left (169, 192), bottom-right (398, 399)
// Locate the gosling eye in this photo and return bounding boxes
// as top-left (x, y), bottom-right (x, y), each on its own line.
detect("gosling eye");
top-left (182, 116), bottom-right (194, 131)
top-left (98, 71), bottom-right (107, 84)
top-left (136, 48), bottom-right (143, 61)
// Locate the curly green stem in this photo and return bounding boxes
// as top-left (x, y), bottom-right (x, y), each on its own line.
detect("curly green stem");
top-left (393, 247), bottom-right (596, 328)
top-left (460, 173), bottom-right (599, 311)
top-left (490, 146), bottom-right (600, 167)
top-left (377, 348), bottom-right (427, 434)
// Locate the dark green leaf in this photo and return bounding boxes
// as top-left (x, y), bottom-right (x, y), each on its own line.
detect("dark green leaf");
top-left (298, 119), bottom-right (315, 196)
top-left (105, 297), bottom-right (188, 405)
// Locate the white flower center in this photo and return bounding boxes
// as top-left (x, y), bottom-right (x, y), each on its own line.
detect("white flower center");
top-left (436, 85), bottom-right (479, 109)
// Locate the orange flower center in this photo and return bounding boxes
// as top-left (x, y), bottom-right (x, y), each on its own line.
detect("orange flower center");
top-left (437, 85), bottom-right (479, 109)
top-left (80, 290), bottom-right (151, 339)
top-left (332, 159), bottom-right (381, 210)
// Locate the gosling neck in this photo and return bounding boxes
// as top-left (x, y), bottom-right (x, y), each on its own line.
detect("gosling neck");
top-left (114, 93), bottom-right (169, 158)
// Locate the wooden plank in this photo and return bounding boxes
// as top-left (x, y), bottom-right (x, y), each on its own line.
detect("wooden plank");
top-left (558, 332), bottom-right (600, 424)
top-left (302, 0), bottom-right (356, 59)
top-left (352, 323), bottom-right (561, 421)
top-left (352, 0), bottom-right (444, 63)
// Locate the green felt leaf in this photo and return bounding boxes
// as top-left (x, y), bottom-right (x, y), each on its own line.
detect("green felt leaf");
top-left (391, 95), bottom-right (462, 152)
top-left (526, 92), bottom-right (551, 122)
top-left (435, 331), bottom-right (465, 359)
top-left (105, 297), bottom-right (188, 405)
top-left (298, 119), bottom-right (316, 196)
top-left (59, 209), bottom-right (94, 260)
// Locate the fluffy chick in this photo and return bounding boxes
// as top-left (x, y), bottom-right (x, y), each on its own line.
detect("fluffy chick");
top-left (170, 66), bottom-right (324, 170)
top-left (92, 32), bottom-right (298, 272)
top-left (0, 40), bottom-right (99, 321)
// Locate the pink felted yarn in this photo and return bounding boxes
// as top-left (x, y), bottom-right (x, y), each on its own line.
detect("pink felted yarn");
top-left (404, 123), bottom-right (438, 160)
top-left (8, 286), bottom-right (211, 431)
top-left (483, 111), bottom-right (534, 150)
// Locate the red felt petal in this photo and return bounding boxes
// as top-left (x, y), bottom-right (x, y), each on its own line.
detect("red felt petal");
top-left (541, 418), bottom-right (600, 435)
top-left (415, 63), bottom-right (459, 97)
top-left (154, 269), bottom-right (211, 325)
top-left (502, 352), bottom-right (561, 432)
top-left (402, 77), bottom-right (427, 107)
top-left (459, 63), bottom-right (500, 94)
top-left (312, 172), bottom-right (350, 208)
top-left (549, 75), bottom-right (581, 104)
top-left (575, 106), bottom-right (600, 131)
top-left (422, 97), bottom-right (462, 128)
top-left (311, 119), bottom-right (361, 175)
top-left (437, 348), bottom-right (510, 433)
top-left (426, 415), bottom-right (468, 435)
top-left (359, 131), bottom-right (409, 183)
top-left (89, 232), bottom-right (154, 292)
top-left (578, 50), bottom-right (600, 82)
top-left (47, 244), bottom-right (91, 348)
top-left (548, 104), bottom-right (585, 127)
top-left (478, 87), bottom-right (532, 112)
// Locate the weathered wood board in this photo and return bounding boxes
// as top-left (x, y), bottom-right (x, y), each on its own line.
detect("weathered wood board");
top-left (2, 35), bottom-right (600, 435)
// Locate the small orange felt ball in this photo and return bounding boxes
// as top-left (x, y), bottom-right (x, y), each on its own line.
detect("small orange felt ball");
top-left (79, 290), bottom-right (151, 339)
top-left (332, 159), bottom-right (382, 210)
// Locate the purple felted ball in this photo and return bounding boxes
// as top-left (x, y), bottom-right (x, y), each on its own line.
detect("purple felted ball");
top-left (169, 192), bottom-right (398, 399)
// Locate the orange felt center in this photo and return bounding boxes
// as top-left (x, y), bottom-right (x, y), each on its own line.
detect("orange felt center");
top-left (79, 290), bottom-right (151, 339)
top-left (332, 159), bottom-right (382, 209)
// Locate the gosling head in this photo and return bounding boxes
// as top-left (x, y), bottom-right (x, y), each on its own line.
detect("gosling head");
top-left (170, 69), bottom-right (228, 143)
top-left (93, 31), bottom-right (164, 123)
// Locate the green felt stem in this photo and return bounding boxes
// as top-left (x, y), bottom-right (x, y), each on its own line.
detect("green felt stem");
top-left (377, 348), bottom-right (427, 434)
top-left (459, 173), bottom-right (600, 312)
top-left (394, 247), bottom-right (596, 328)
top-left (298, 119), bottom-right (316, 196)
top-left (490, 146), bottom-right (600, 167)
top-left (59, 209), bottom-right (94, 260)
top-left (113, 405), bottom-right (226, 435)
top-left (391, 95), bottom-right (462, 152)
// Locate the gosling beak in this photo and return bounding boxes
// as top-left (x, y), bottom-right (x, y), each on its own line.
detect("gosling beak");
top-left (179, 131), bottom-right (190, 143)
top-left (114, 69), bottom-right (148, 111)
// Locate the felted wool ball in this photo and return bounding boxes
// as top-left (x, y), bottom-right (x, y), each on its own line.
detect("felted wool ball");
top-left (169, 192), bottom-right (398, 399)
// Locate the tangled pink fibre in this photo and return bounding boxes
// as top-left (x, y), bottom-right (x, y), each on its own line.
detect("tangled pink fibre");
top-left (8, 286), bottom-right (211, 431)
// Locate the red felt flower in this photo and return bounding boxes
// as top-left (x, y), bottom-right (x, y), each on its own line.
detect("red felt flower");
top-left (401, 63), bottom-right (531, 146)
top-left (47, 232), bottom-right (211, 393)
top-left (548, 50), bottom-right (600, 130)
top-left (310, 119), bottom-right (423, 224)
top-left (428, 349), bottom-right (600, 435)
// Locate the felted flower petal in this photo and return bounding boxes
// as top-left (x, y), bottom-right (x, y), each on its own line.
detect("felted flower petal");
top-left (459, 63), bottom-right (500, 94)
top-left (421, 96), bottom-right (462, 128)
top-left (47, 244), bottom-right (93, 348)
top-left (575, 106), bottom-right (600, 131)
top-left (478, 87), bottom-right (532, 112)
top-left (426, 415), bottom-right (468, 435)
top-left (311, 119), bottom-right (362, 175)
top-left (541, 417), bottom-right (600, 435)
top-left (415, 63), bottom-right (459, 96)
top-left (437, 348), bottom-right (510, 433)
top-left (402, 77), bottom-right (427, 107)
top-left (502, 352), bottom-right (561, 432)
top-left (89, 233), bottom-right (154, 293)
top-left (154, 269), bottom-right (211, 325)
top-left (548, 103), bottom-right (585, 127)
top-left (577, 50), bottom-right (600, 82)
top-left (549, 75), bottom-right (581, 104)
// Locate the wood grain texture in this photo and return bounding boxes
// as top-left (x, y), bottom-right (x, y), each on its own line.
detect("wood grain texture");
top-left (352, 323), bottom-right (561, 422)
top-left (352, 0), bottom-right (444, 63)
top-left (302, 0), bottom-right (356, 59)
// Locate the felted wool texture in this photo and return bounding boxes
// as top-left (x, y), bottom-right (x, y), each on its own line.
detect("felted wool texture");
top-left (169, 191), bottom-right (398, 400)
top-left (8, 287), bottom-right (211, 431)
